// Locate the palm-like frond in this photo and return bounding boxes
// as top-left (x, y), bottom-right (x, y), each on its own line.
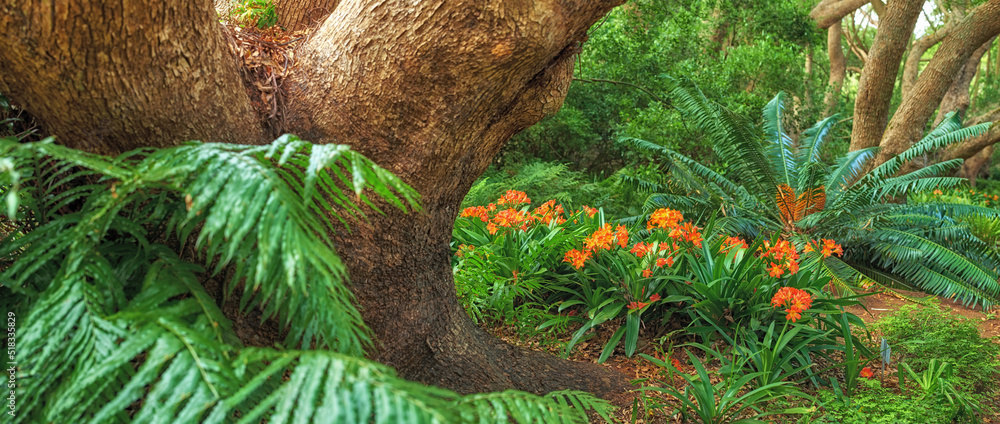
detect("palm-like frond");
top-left (3, 135), bottom-right (612, 423)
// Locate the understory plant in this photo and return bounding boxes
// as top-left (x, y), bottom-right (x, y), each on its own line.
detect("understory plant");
top-left (624, 78), bottom-right (1000, 308)
top-left (0, 136), bottom-right (612, 423)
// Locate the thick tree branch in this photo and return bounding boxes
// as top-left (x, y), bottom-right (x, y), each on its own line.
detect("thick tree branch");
top-left (875, 0), bottom-right (1000, 167)
top-left (0, 0), bottom-right (264, 154)
top-left (902, 18), bottom-right (957, 98)
top-left (848, 0), bottom-right (923, 152)
top-left (811, 0), bottom-right (871, 29)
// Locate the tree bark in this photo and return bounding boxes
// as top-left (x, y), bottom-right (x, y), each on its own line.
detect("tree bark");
top-left (848, 0), bottom-right (923, 152)
top-left (901, 18), bottom-right (956, 99)
top-left (0, 0), bottom-right (630, 397)
top-left (811, 0), bottom-right (870, 29)
top-left (0, 0), bottom-right (265, 154)
top-left (956, 145), bottom-right (993, 186)
top-left (934, 37), bottom-right (992, 127)
top-left (274, 0), bottom-right (339, 31)
top-left (282, 0), bottom-right (628, 395)
top-left (874, 0), bottom-right (1000, 167)
top-left (824, 23), bottom-right (847, 115)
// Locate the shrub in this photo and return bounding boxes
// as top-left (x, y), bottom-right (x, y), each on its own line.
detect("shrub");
top-left (872, 302), bottom-right (1000, 393)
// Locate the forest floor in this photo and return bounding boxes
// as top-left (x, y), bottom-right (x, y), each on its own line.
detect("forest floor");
top-left (487, 290), bottom-right (1000, 423)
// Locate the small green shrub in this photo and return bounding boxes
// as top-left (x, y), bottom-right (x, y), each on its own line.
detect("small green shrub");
top-left (230, 0), bottom-right (278, 28)
top-left (815, 378), bottom-right (976, 424)
top-left (872, 302), bottom-right (1000, 393)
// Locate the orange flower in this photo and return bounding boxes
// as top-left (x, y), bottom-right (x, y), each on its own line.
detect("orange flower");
top-left (722, 236), bottom-right (748, 252)
top-left (771, 287), bottom-right (813, 322)
top-left (487, 223), bottom-right (498, 235)
top-left (460, 206), bottom-right (489, 222)
top-left (642, 269), bottom-right (652, 278)
top-left (933, 189), bottom-right (943, 195)
top-left (671, 357), bottom-right (682, 370)
top-left (497, 190), bottom-right (531, 206)
top-left (582, 205), bottom-right (598, 218)
top-left (563, 249), bottom-right (592, 269)
top-left (583, 224), bottom-right (614, 251)
top-left (647, 208), bottom-right (684, 230)
top-left (768, 262), bottom-right (784, 278)
top-left (630, 242), bottom-right (651, 257)
top-left (626, 301), bottom-right (649, 310)
top-left (614, 225), bottom-right (629, 248)
top-left (820, 239), bottom-right (843, 258)
top-left (493, 208), bottom-right (526, 228)
top-left (860, 367), bottom-right (874, 379)
top-left (649, 293), bottom-right (661, 302)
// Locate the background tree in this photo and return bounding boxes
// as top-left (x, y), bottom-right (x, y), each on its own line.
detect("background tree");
top-left (0, 0), bottom-right (629, 396)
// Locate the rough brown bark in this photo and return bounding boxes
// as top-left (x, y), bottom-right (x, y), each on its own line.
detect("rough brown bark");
top-left (874, 0), bottom-right (1000, 167)
top-left (274, 0), bottom-right (339, 31)
top-left (811, 0), bottom-right (870, 29)
top-left (956, 145), bottom-right (993, 186)
top-left (0, 0), bottom-right (265, 154)
top-left (934, 38), bottom-right (992, 127)
top-left (901, 19), bottom-right (956, 99)
top-left (848, 0), bottom-right (923, 152)
top-left (282, 0), bottom-right (628, 395)
top-left (824, 23), bottom-right (847, 115)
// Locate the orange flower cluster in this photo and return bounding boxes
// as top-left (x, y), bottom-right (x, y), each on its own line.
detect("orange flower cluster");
top-left (759, 240), bottom-right (800, 277)
top-left (803, 238), bottom-right (843, 258)
top-left (630, 242), bottom-right (651, 257)
top-left (460, 191), bottom-right (572, 235)
top-left (614, 225), bottom-right (629, 248)
top-left (563, 249), bottom-right (592, 269)
top-left (668, 222), bottom-right (703, 248)
top-left (581, 205), bottom-right (598, 218)
top-left (627, 293), bottom-right (660, 310)
top-left (532, 200), bottom-right (566, 225)
top-left (656, 257), bottom-right (674, 268)
top-left (460, 206), bottom-right (489, 223)
top-left (721, 236), bottom-right (748, 252)
top-left (647, 208), bottom-right (684, 230)
top-left (771, 287), bottom-right (812, 322)
top-left (583, 223), bottom-right (615, 252)
top-left (497, 189), bottom-right (531, 206)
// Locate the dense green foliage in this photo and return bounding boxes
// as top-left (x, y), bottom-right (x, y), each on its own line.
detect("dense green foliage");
top-left (0, 136), bottom-right (612, 423)
top-left (625, 81), bottom-right (1000, 308)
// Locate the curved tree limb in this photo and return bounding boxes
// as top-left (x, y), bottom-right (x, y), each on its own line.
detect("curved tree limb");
top-left (811, 0), bottom-right (871, 29)
top-left (901, 18), bottom-right (958, 98)
top-left (875, 0), bottom-right (1000, 167)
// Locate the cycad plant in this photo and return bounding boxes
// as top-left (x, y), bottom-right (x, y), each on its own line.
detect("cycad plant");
top-left (623, 78), bottom-right (1000, 308)
top-left (0, 135), bottom-right (611, 423)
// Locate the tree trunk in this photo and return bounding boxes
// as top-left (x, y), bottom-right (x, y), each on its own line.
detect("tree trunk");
top-left (0, 0), bottom-right (630, 397)
top-left (934, 37), bottom-right (993, 127)
top-left (848, 0), bottom-right (923, 152)
top-left (811, 0), bottom-right (870, 29)
top-left (275, 0), bottom-right (339, 31)
top-left (874, 0), bottom-right (1000, 168)
top-left (0, 0), bottom-right (265, 154)
top-left (282, 0), bottom-right (628, 394)
top-left (824, 23), bottom-right (847, 115)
